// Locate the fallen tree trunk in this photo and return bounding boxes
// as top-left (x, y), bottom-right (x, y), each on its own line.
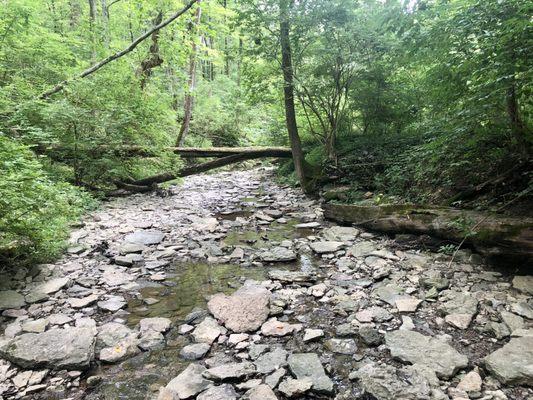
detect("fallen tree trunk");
top-left (324, 203), bottom-right (533, 261)
top-left (39, 145), bottom-right (292, 159)
top-left (126, 149), bottom-right (289, 187)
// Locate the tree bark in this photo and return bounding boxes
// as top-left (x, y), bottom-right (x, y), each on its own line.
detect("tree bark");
top-left (507, 83), bottom-right (529, 156)
top-left (139, 11), bottom-right (164, 89)
top-left (324, 203), bottom-right (533, 261)
top-left (176, 0), bottom-right (202, 146)
top-left (279, 0), bottom-right (308, 192)
top-left (39, 0), bottom-right (199, 99)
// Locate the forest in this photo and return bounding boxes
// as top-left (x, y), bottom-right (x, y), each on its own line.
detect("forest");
top-left (0, 1), bottom-right (533, 399)
top-left (0, 0), bottom-right (531, 263)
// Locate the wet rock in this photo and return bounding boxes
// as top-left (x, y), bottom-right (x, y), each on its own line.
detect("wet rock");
top-left (259, 247), bottom-right (297, 262)
top-left (385, 330), bottom-right (468, 378)
top-left (512, 275), bottom-right (533, 295)
top-left (96, 322), bottom-right (137, 351)
top-left (197, 384), bottom-right (237, 400)
top-left (203, 362), bottom-right (255, 381)
top-left (208, 285), bottom-right (271, 333)
top-left (322, 226), bottom-right (359, 242)
top-left (303, 328), bottom-right (324, 342)
top-left (484, 336), bottom-right (533, 385)
top-left (244, 384), bottom-right (278, 400)
top-left (268, 270), bottom-right (314, 283)
top-left (0, 290), bottom-right (26, 310)
top-left (192, 317), bottom-right (227, 345)
top-left (326, 338), bottom-right (357, 355)
top-left (287, 353), bottom-right (334, 394)
top-left (350, 361), bottom-right (439, 400)
top-left (97, 295), bottom-right (126, 312)
top-left (254, 347), bottom-right (288, 374)
top-left (99, 339), bottom-right (140, 363)
top-left (261, 318), bottom-right (301, 337)
top-left (124, 230), bottom-right (165, 245)
top-left (180, 343), bottom-right (211, 360)
top-left (0, 327), bottom-right (95, 370)
top-left (160, 364), bottom-right (212, 399)
top-left (278, 378), bottom-right (313, 397)
top-left (138, 329), bottom-right (165, 351)
top-left (309, 241), bottom-right (344, 254)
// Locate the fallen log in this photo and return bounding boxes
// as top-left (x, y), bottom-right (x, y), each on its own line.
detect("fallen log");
top-left (324, 203), bottom-right (533, 261)
top-left (127, 150), bottom-right (289, 187)
top-left (39, 145), bottom-right (292, 159)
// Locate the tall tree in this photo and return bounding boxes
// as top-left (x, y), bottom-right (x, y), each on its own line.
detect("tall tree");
top-left (279, 0), bottom-right (307, 191)
top-left (176, 0), bottom-right (203, 146)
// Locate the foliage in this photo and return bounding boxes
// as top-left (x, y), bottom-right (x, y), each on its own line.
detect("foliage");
top-left (0, 135), bottom-right (93, 266)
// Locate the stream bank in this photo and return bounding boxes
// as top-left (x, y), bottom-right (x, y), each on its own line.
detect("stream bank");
top-left (0, 167), bottom-right (531, 399)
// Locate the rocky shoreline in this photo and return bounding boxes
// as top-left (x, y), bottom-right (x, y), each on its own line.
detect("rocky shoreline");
top-left (0, 167), bottom-right (531, 399)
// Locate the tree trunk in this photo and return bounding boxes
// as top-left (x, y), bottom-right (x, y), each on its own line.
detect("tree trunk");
top-left (88, 0), bottom-right (97, 59)
top-left (507, 83), bottom-right (529, 156)
top-left (176, 1), bottom-right (202, 147)
top-left (139, 11), bottom-right (164, 89)
top-left (100, 0), bottom-right (110, 47)
top-left (279, 0), bottom-right (308, 192)
top-left (324, 203), bottom-right (533, 262)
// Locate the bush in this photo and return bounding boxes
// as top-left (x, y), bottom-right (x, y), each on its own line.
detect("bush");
top-left (0, 134), bottom-right (93, 266)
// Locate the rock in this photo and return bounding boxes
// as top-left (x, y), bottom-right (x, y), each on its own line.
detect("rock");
top-left (99, 340), bottom-right (140, 363)
top-left (347, 241), bottom-right (377, 257)
top-left (13, 370), bottom-right (32, 388)
top-left (395, 298), bottom-right (422, 312)
top-left (500, 311), bottom-right (524, 332)
top-left (261, 318), bottom-right (301, 337)
top-left (265, 367), bottom-right (286, 388)
top-left (326, 338), bottom-right (357, 355)
top-left (438, 291), bottom-right (478, 316)
top-left (322, 226), bottom-right (359, 242)
top-left (69, 294), bottom-right (99, 308)
top-left (119, 242), bottom-right (145, 254)
top-left (287, 353), bottom-right (334, 394)
top-left (385, 330), bottom-right (468, 378)
top-left (96, 322), bottom-right (137, 350)
top-left (124, 230), bottom-right (165, 245)
top-left (161, 364), bottom-right (212, 399)
top-left (295, 222), bottom-right (321, 229)
top-left (21, 319), bottom-right (48, 333)
top-left (457, 370), bottom-right (482, 393)
top-left (268, 270), bottom-right (314, 283)
top-left (114, 254), bottom-right (143, 267)
top-left (180, 343), bottom-right (211, 360)
top-left (48, 313), bottom-right (73, 326)
top-left (419, 274), bottom-right (449, 291)
top-left (511, 302), bottom-right (533, 319)
top-left (254, 347), bottom-right (288, 374)
top-left (350, 361), bottom-right (439, 400)
top-left (0, 290), bottom-right (26, 310)
top-left (303, 328), bottom-right (324, 342)
top-left (358, 326), bottom-right (383, 346)
top-left (0, 327), bottom-right (95, 370)
top-left (309, 241), bottom-right (345, 254)
top-left (139, 317), bottom-right (172, 334)
top-left (259, 247), bottom-right (297, 262)
top-left (197, 384), bottom-right (237, 400)
top-left (97, 295), bottom-right (126, 312)
top-left (208, 285), bottom-right (271, 333)
top-left (278, 378), bottom-right (313, 397)
top-left (244, 384), bottom-right (278, 400)
top-left (34, 277), bottom-right (71, 294)
top-left (445, 313), bottom-right (473, 330)
top-left (373, 284), bottom-right (406, 306)
top-left (512, 275), bottom-right (533, 295)
top-left (203, 362), bottom-right (255, 381)
top-left (484, 336), bottom-right (533, 385)
top-left (192, 317), bottom-right (227, 345)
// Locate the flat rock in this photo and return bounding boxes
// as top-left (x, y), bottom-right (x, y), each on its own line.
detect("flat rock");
top-left (268, 270), bottom-right (314, 283)
top-left (245, 384), bottom-right (278, 400)
top-left (278, 378), bottom-right (313, 397)
top-left (395, 298), bottom-right (422, 313)
top-left (322, 226), bottom-right (359, 242)
top-left (192, 317), bottom-right (227, 345)
top-left (512, 275), bottom-right (533, 295)
top-left (197, 384), bottom-right (237, 400)
top-left (34, 277), bottom-right (70, 295)
top-left (484, 336), bottom-right (533, 385)
top-left (124, 230), bottom-right (165, 245)
top-left (254, 347), bottom-right (288, 374)
top-left (350, 361), bottom-right (439, 400)
top-left (203, 361), bottom-right (255, 381)
top-left (303, 328), bottom-right (324, 342)
top-left (445, 313), bottom-right (473, 330)
top-left (0, 327), bottom-right (95, 370)
top-left (438, 291), bottom-right (478, 316)
top-left (309, 241), bottom-right (344, 254)
top-left (97, 322), bottom-right (137, 350)
top-left (0, 290), bottom-right (26, 310)
top-left (69, 294), bottom-right (99, 309)
top-left (287, 353), bottom-right (334, 394)
top-left (97, 295), bottom-right (126, 312)
top-left (180, 343), bottom-right (211, 360)
top-left (259, 247), bottom-right (297, 262)
top-left (261, 318), bottom-right (301, 337)
top-left (326, 338), bottom-right (357, 355)
top-left (139, 317), bottom-right (172, 334)
top-left (347, 241), bottom-right (377, 257)
top-left (161, 364), bottom-right (212, 399)
top-left (208, 285), bottom-right (271, 333)
top-left (385, 330), bottom-right (468, 378)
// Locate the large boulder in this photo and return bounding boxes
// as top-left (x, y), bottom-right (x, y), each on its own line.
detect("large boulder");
top-left (0, 327), bottom-right (96, 370)
top-left (208, 285), bottom-right (271, 333)
top-left (385, 330), bottom-right (468, 378)
top-left (484, 337), bottom-right (533, 385)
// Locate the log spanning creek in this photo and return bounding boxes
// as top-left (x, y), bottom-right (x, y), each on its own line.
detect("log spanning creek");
top-left (0, 168), bottom-right (531, 400)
